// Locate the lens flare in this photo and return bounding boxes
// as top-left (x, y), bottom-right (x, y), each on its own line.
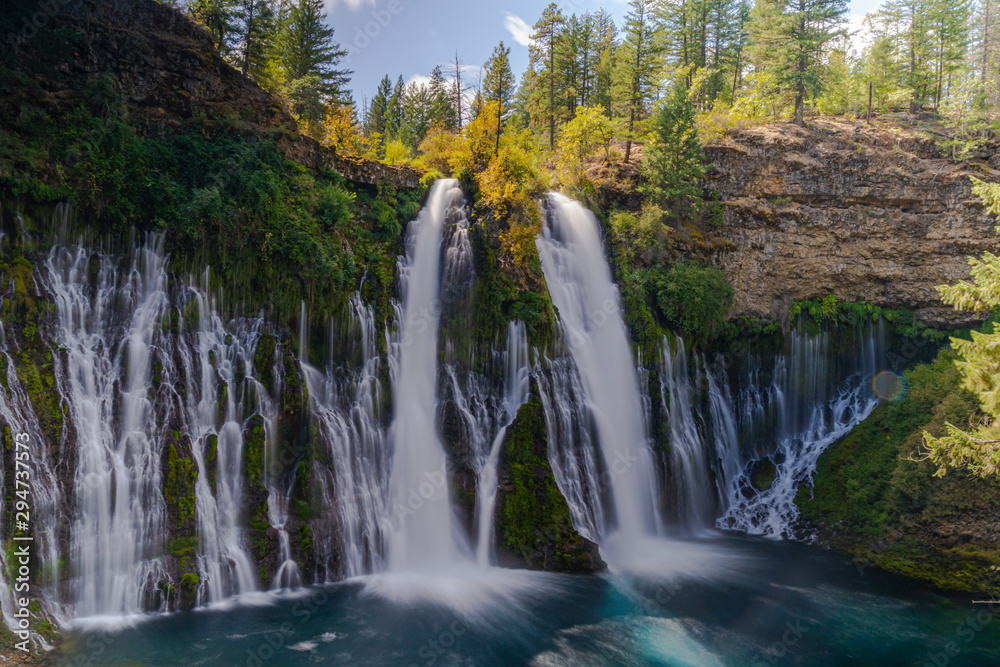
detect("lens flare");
top-left (872, 371), bottom-right (905, 401)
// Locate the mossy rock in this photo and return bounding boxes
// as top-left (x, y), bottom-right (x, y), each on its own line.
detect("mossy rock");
top-left (494, 386), bottom-right (605, 573)
top-left (254, 334), bottom-right (277, 394)
top-left (749, 459), bottom-right (777, 492)
top-left (242, 414), bottom-right (275, 584)
top-left (797, 347), bottom-right (1000, 597)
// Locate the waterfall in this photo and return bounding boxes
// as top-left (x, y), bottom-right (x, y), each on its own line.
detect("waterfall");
top-left (385, 179), bottom-right (466, 571)
top-left (44, 238), bottom-right (172, 618)
top-left (536, 357), bottom-right (605, 542)
top-left (302, 294), bottom-right (389, 579)
top-left (536, 194), bottom-right (661, 543)
top-left (719, 321), bottom-right (886, 537)
top-left (0, 322), bottom-right (61, 641)
top-left (474, 321), bottom-right (530, 566)
top-left (659, 338), bottom-right (714, 530)
top-left (174, 274), bottom-right (258, 603)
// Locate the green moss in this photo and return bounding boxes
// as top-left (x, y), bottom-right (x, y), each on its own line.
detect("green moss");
top-left (790, 297), bottom-right (952, 342)
top-left (797, 347), bottom-right (1000, 595)
top-left (470, 226), bottom-right (554, 351)
top-left (750, 459), bottom-right (777, 492)
top-left (291, 460), bottom-right (317, 522)
top-left (495, 391), bottom-right (600, 571)
top-left (242, 415), bottom-right (272, 574)
top-left (163, 442), bottom-right (197, 532)
top-left (179, 572), bottom-right (199, 610)
top-left (26, 600), bottom-right (58, 644)
top-left (254, 334), bottom-right (277, 394)
top-left (204, 434), bottom-right (218, 493)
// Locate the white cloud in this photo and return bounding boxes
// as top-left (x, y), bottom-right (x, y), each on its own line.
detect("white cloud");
top-left (325, 0), bottom-right (375, 13)
top-left (407, 73), bottom-right (432, 88)
top-left (503, 13), bottom-right (532, 47)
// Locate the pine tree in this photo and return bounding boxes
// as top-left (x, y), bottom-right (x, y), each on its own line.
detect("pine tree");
top-left (530, 3), bottom-right (566, 148)
top-left (749, 0), bottom-right (848, 123)
top-left (277, 0), bottom-right (352, 115)
top-left (926, 0), bottom-right (971, 108)
top-left (367, 75), bottom-right (393, 141)
top-left (428, 65), bottom-right (458, 130)
top-left (639, 83), bottom-right (708, 218)
top-left (232, 0), bottom-right (277, 80)
top-left (591, 11), bottom-right (619, 117)
top-left (385, 75), bottom-right (405, 140)
top-left (613, 0), bottom-right (664, 163)
top-left (189, 0), bottom-right (238, 52)
top-left (921, 180), bottom-right (1000, 478)
top-left (483, 42), bottom-right (516, 154)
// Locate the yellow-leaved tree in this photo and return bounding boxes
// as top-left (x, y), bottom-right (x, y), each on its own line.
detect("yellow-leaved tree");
top-left (554, 106), bottom-right (616, 185)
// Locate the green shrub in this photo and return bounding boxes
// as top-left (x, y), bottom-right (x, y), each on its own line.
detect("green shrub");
top-left (642, 261), bottom-right (734, 343)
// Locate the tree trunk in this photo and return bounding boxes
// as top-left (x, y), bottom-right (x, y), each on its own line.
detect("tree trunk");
top-left (625, 106), bottom-right (635, 163)
top-left (496, 100), bottom-right (502, 156)
top-left (984, 0), bottom-right (992, 84)
top-left (549, 30), bottom-right (556, 150)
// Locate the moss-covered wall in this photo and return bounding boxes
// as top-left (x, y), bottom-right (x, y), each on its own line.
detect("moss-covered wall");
top-left (162, 435), bottom-right (200, 610)
top-left (796, 347), bottom-right (1000, 596)
top-left (494, 385), bottom-right (605, 573)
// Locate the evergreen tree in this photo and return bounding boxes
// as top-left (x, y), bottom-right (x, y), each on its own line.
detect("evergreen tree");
top-left (922, 179), bottom-right (1000, 478)
top-left (591, 11), bottom-right (619, 116)
top-left (483, 42), bottom-right (517, 154)
top-left (189, 0), bottom-right (238, 52)
top-left (368, 75), bottom-right (393, 140)
top-left (530, 3), bottom-right (566, 148)
top-left (400, 81), bottom-right (434, 149)
top-left (385, 75), bottom-right (405, 139)
top-left (639, 83), bottom-right (708, 218)
top-left (278, 0), bottom-right (352, 115)
top-left (613, 0), bottom-right (664, 163)
top-left (748, 0), bottom-right (848, 124)
top-left (232, 0), bottom-right (277, 80)
top-left (428, 65), bottom-right (458, 130)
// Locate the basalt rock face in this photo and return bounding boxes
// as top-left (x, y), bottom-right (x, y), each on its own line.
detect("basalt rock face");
top-left (706, 120), bottom-right (1000, 328)
top-left (3, 0), bottom-right (418, 190)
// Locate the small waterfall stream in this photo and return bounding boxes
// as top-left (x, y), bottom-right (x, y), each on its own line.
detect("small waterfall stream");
top-left (302, 293), bottom-right (389, 580)
top-left (473, 321), bottom-right (530, 566)
top-left (44, 238), bottom-right (172, 618)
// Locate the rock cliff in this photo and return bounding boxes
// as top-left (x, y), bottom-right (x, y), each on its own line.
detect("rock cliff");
top-left (706, 119), bottom-right (1000, 328)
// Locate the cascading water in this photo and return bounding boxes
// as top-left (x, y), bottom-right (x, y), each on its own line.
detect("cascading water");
top-left (719, 321), bottom-right (887, 537)
top-left (45, 237), bottom-right (172, 618)
top-left (536, 194), bottom-right (661, 545)
top-left (173, 276), bottom-right (259, 603)
top-left (302, 293), bottom-right (389, 580)
top-left (385, 179), bottom-right (466, 571)
top-left (473, 321), bottom-right (530, 566)
top-left (0, 322), bottom-right (61, 641)
top-left (536, 357), bottom-right (605, 542)
top-left (659, 338), bottom-right (715, 530)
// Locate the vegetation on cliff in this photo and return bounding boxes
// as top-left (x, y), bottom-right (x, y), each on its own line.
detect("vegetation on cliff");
top-left (920, 179), bottom-right (1000, 478)
top-left (494, 389), bottom-right (605, 573)
top-left (797, 344), bottom-right (1000, 596)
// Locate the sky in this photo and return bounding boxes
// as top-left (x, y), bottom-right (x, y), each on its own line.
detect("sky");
top-left (326, 0), bottom-right (883, 108)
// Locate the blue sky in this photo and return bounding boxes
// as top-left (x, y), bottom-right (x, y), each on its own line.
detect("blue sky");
top-left (326, 0), bottom-right (882, 107)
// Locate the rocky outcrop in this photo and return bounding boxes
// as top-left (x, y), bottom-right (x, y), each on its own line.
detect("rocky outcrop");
top-left (3, 0), bottom-right (417, 190)
top-left (494, 388), bottom-right (605, 573)
top-left (706, 119), bottom-right (1000, 328)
